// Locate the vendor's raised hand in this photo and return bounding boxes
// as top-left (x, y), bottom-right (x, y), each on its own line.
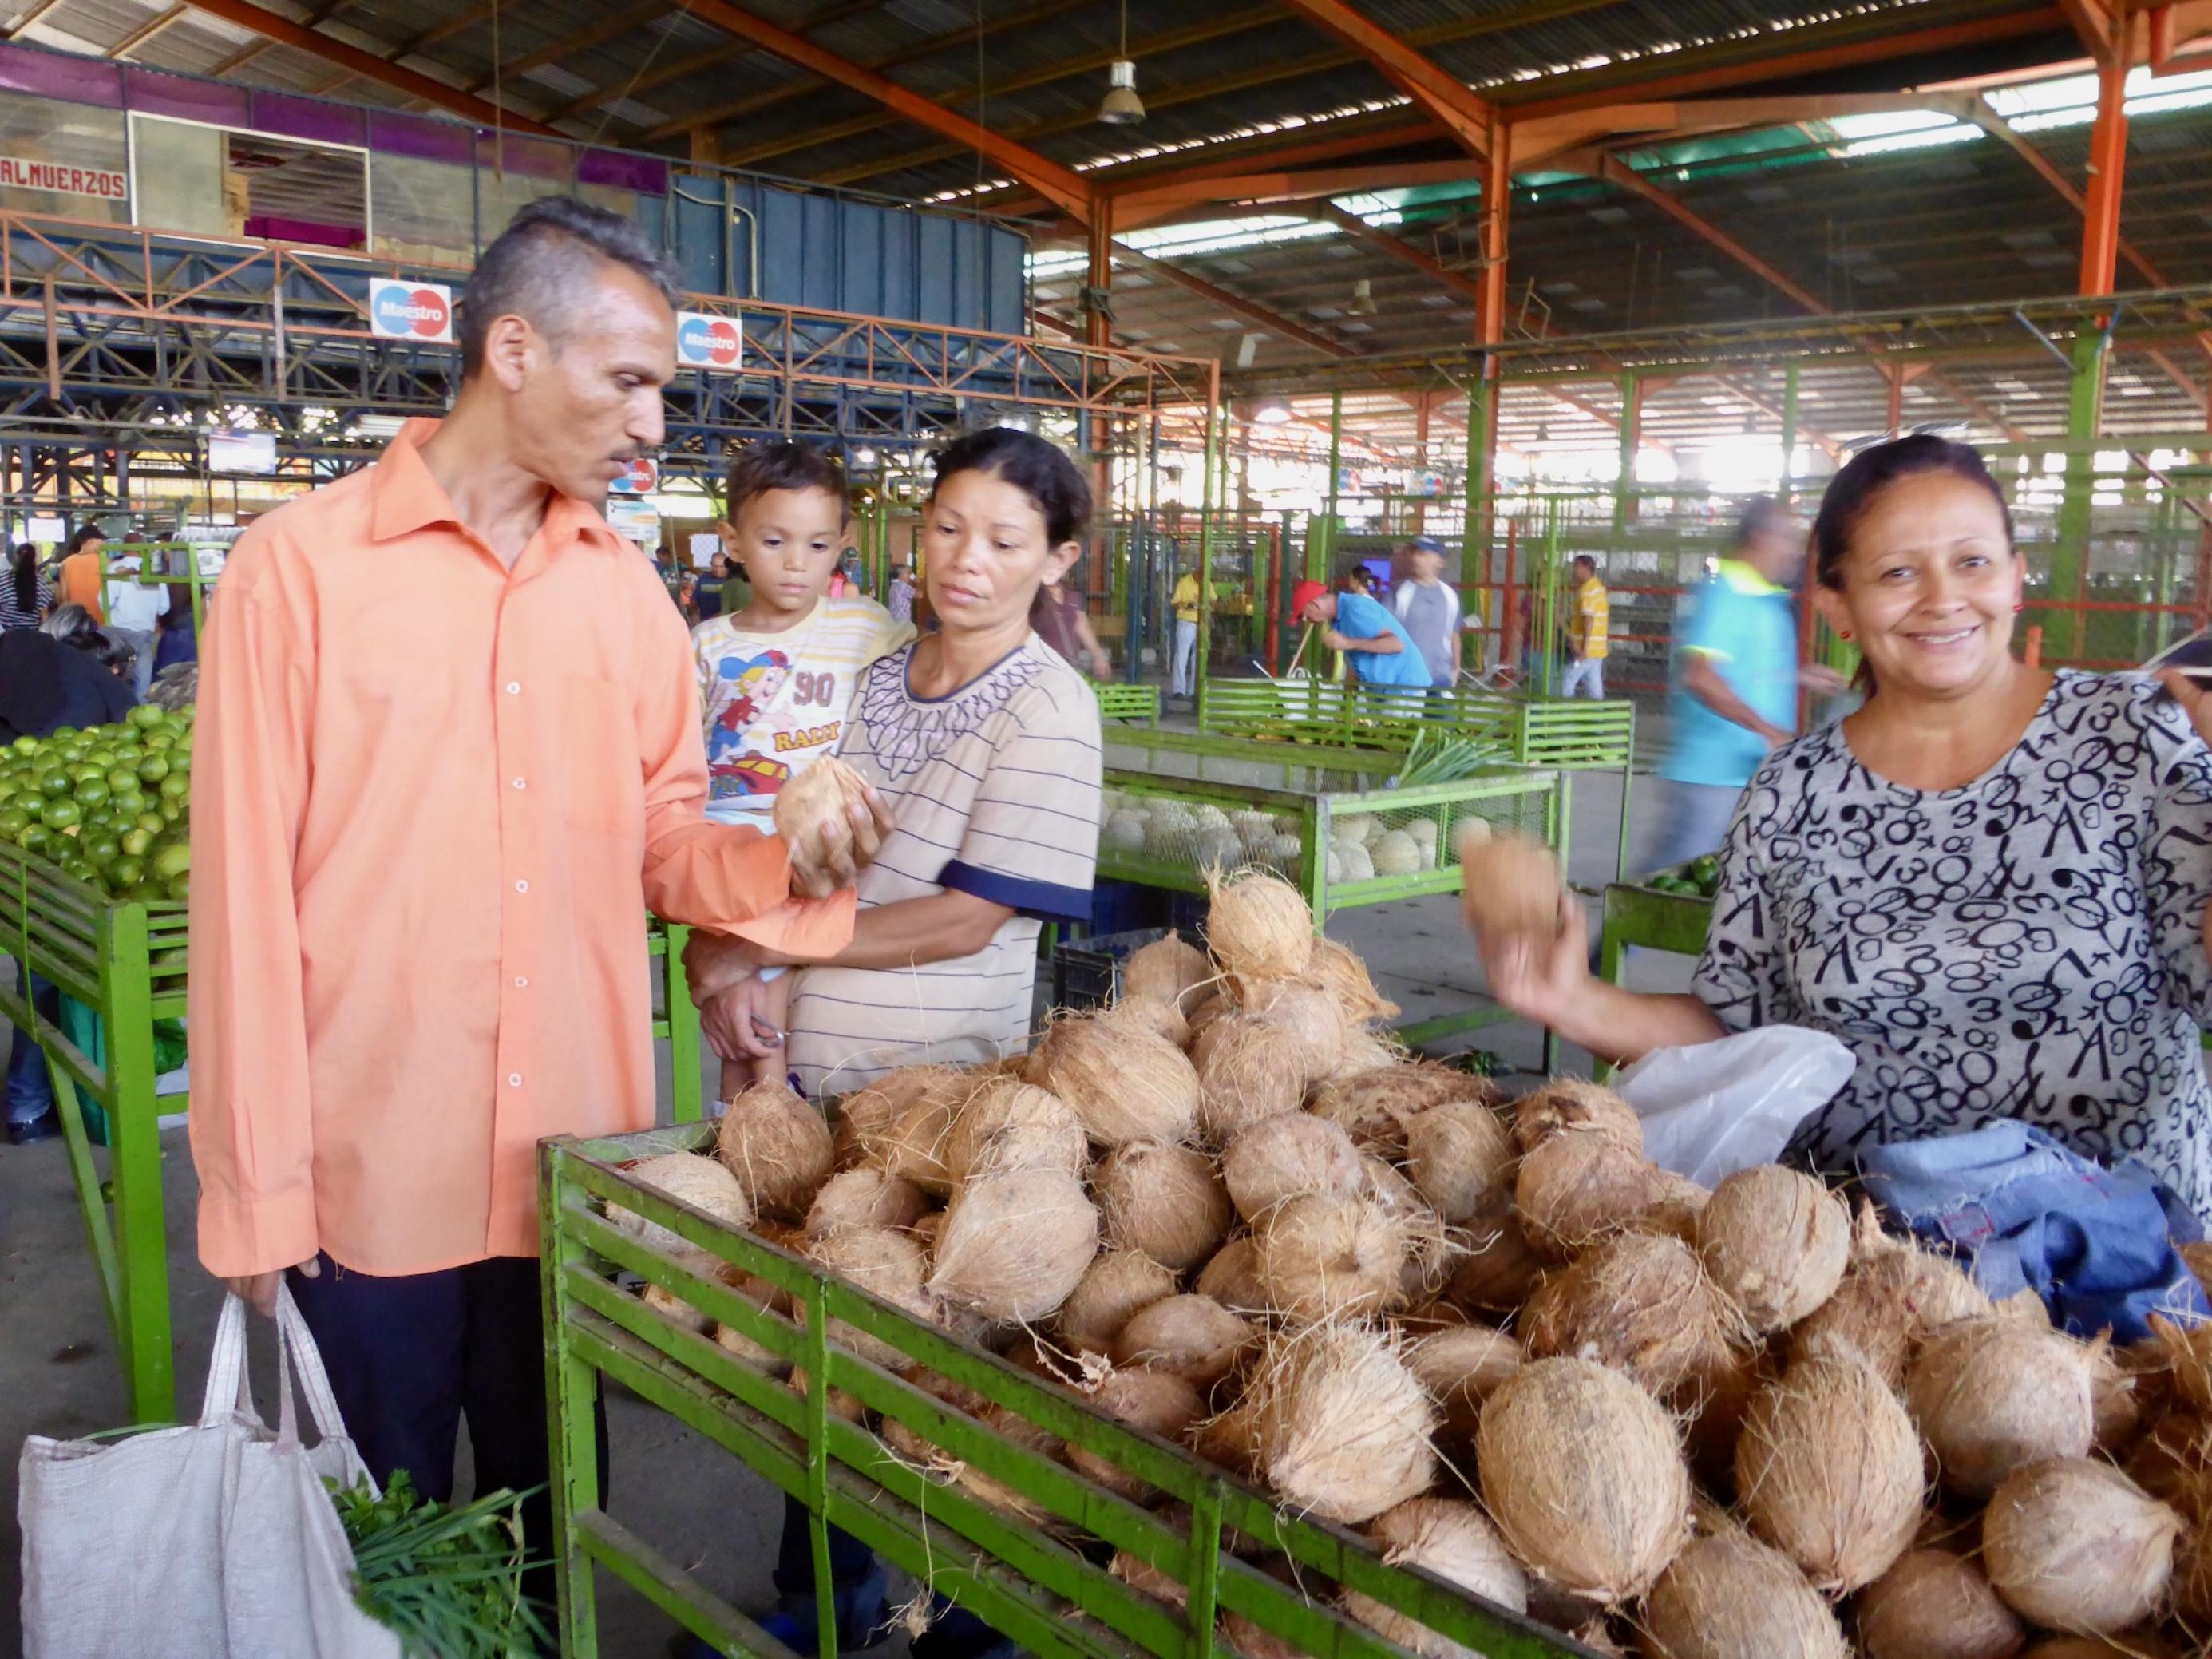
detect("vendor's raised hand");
top-left (2157, 669), bottom-right (2212, 747)
top-left (786, 788), bottom-right (895, 900)
top-left (701, 980), bottom-right (781, 1063)
top-left (1473, 887), bottom-right (1589, 1029)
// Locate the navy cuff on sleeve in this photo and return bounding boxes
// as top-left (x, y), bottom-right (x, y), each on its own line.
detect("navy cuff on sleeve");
top-left (940, 859), bottom-right (1094, 925)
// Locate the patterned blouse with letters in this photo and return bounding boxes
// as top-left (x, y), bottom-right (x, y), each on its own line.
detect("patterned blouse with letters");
top-left (1694, 670), bottom-right (2212, 1215)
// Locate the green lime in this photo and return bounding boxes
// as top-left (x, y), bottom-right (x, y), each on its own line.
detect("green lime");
top-left (164, 872), bottom-right (188, 902)
top-left (105, 767), bottom-right (137, 795)
top-left (151, 945), bottom-right (186, 972)
top-left (17, 822), bottom-right (49, 856)
top-left (137, 755), bottom-right (169, 783)
top-left (127, 705), bottom-right (164, 729)
top-left (11, 735), bottom-right (38, 754)
top-left (81, 833), bottom-right (118, 868)
top-left (120, 827), bottom-right (152, 857)
top-left (109, 857), bottom-right (144, 893)
top-left (41, 798), bottom-right (81, 832)
top-left (74, 778), bottom-right (109, 810)
top-left (143, 733), bottom-right (173, 753)
top-left (38, 770), bottom-right (69, 798)
top-left (50, 726), bottom-right (77, 741)
top-left (160, 772), bottom-right (190, 802)
top-left (0, 808), bottom-right (24, 839)
top-left (151, 842), bottom-right (192, 881)
top-left (14, 797), bottom-right (39, 825)
top-left (136, 811), bottom-right (164, 836)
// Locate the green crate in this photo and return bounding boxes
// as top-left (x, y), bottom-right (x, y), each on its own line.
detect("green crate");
top-left (1593, 868), bottom-right (1715, 1083)
top-left (1092, 682), bottom-right (1161, 726)
top-left (540, 1123), bottom-right (1593, 1659)
top-left (0, 826), bottom-right (705, 1423)
top-left (1196, 681), bottom-right (1636, 875)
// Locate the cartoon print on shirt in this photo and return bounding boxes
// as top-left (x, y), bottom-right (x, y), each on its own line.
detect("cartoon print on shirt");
top-left (706, 647), bottom-right (795, 802)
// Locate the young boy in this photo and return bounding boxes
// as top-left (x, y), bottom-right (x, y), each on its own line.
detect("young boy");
top-left (693, 440), bottom-right (913, 1091)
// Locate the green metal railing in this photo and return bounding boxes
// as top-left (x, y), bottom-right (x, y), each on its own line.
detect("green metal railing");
top-left (541, 1122), bottom-right (1591, 1659)
top-left (1196, 680), bottom-right (1635, 875)
top-left (0, 832), bottom-right (702, 1423)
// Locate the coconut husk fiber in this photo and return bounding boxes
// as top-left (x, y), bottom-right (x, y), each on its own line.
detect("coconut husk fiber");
top-left (1981, 1457), bottom-right (2180, 1635)
top-left (1906, 1318), bottom-right (2100, 1499)
top-left (1735, 1356), bottom-right (1923, 1594)
top-left (1239, 1320), bottom-right (1437, 1524)
top-left (1854, 1546), bottom-right (2026, 1659)
top-left (1521, 1230), bottom-right (1746, 1398)
top-left (1640, 1527), bottom-right (1848, 1659)
top-left (1695, 1163), bottom-right (1849, 1334)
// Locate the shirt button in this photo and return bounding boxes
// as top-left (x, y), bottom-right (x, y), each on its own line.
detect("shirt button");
top-left (508, 1073), bottom-right (523, 1087)
top-left (512, 777), bottom-right (527, 790)
top-left (505, 682), bottom-right (521, 695)
top-left (515, 879), bottom-right (529, 894)
top-left (514, 975), bottom-right (529, 988)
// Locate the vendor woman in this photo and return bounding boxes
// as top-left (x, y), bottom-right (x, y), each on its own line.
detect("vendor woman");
top-left (1477, 434), bottom-right (2212, 1213)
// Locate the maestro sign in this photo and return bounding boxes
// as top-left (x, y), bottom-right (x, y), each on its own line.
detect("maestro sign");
top-left (368, 278), bottom-right (453, 343)
top-left (675, 311), bottom-right (742, 371)
top-left (608, 456), bottom-right (660, 496)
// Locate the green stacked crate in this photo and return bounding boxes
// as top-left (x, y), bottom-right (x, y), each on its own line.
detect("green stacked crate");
top-left (540, 1123), bottom-right (1590, 1659)
top-left (1091, 683), bottom-right (1162, 727)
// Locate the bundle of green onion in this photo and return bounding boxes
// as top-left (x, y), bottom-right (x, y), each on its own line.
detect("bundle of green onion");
top-left (329, 1471), bottom-right (549, 1657)
top-left (1395, 727), bottom-right (1510, 786)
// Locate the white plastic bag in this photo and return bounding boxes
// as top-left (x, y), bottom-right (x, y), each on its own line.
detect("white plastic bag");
top-left (1612, 1025), bottom-right (1854, 1188)
top-left (18, 1285), bottom-right (402, 1659)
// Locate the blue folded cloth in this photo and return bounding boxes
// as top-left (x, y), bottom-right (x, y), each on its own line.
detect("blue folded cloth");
top-left (1858, 1122), bottom-right (2210, 1344)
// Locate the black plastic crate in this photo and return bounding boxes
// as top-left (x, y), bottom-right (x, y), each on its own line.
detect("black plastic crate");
top-left (1052, 925), bottom-right (1176, 1011)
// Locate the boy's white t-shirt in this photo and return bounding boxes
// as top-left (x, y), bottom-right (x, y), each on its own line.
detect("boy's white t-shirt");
top-left (691, 595), bottom-right (914, 829)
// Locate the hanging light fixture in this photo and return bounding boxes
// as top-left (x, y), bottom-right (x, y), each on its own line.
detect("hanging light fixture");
top-left (1097, 0), bottom-right (1145, 125)
top-left (1347, 279), bottom-right (1378, 316)
top-left (1252, 397), bottom-right (1293, 425)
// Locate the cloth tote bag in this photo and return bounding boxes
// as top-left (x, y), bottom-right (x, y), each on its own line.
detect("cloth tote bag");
top-left (18, 1284), bottom-right (403, 1659)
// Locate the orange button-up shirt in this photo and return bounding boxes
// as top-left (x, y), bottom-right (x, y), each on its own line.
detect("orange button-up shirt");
top-left (60, 550), bottom-right (103, 621)
top-left (189, 420), bottom-right (853, 1279)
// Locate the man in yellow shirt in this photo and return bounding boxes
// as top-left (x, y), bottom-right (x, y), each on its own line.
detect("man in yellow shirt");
top-left (1169, 560), bottom-right (1200, 699)
top-left (1561, 553), bottom-right (1609, 699)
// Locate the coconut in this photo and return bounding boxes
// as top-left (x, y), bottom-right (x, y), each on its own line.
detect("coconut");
top-left (1735, 1357), bottom-right (1923, 1593)
top-left (1242, 1321), bottom-right (1437, 1523)
top-left (1982, 1458), bottom-right (2180, 1633)
top-left (1192, 1015), bottom-right (1308, 1144)
top-left (925, 1168), bottom-right (1099, 1323)
top-left (2090, 1346), bottom-right (2140, 1452)
top-left (789, 1364), bottom-right (868, 1423)
top-left (1403, 1323), bottom-right (1521, 1451)
top-left (1520, 1231), bottom-right (1742, 1397)
top-left (1359, 1154), bottom-right (1452, 1302)
top-left (804, 1167), bottom-right (931, 1239)
top-left (1122, 929), bottom-right (1216, 1014)
top-left (2126, 1407), bottom-right (2212, 1513)
top-left (1696, 1164), bottom-right (1849, 1333)
top-left (1102, 995), bottom-right (1189, 1049)
top-left (802, 1226), bottom-right (934, 1369)
top-left (1221, 1113), bottom-right (1364, 1221)
top-left (1340, 1498), bottom-right (1528, 1659)
top-left (1094, 1141), bottom-right (1233, 1272)
top-left (1254, 1192), bottom-right (1411, 1323)
top-left (607, 1152), bottom-right (755, 1253)
top-left (1057, 1250), bottom-right (1177, 1357)
top-left (1475, 1356), bottom-right (1689, 1603)
top-left (942, 1077), bottom-right (1086, 1184)
top-left (1674, 1340), bottom-right (1770, 1495)
top-left (1793, 1236), bottom-right (1993, 1385)
top-left (1906, 1319), bottom-right (2100, 1499)
top-left (876, 1087), bottom-right (966, 1198)
top-left (1445, 1216), bottom-right (1546, 1313)
top-left (1195, 1235), bottom-right (1267, 1314)
top-left (639, 1245), bottom-right (725, 1336)
top-left (1109, 1550), bottom-right (1188, 1610)
top-left (2151, 1313), bottom-right (2212, 1415)
top-left (952, 1403), bottom-right (1068, 1526)
top-left (772, 753), bottom-right (873, 867)
top-left (1514, 1129), bottom-right (1664, 1259)
top-left (1856, 1547), bottom-right (2026, 1659)
top-left (2173, 1514), bottom-right (2212, 1624)
top-left (2020, 1641), bottom-right (2182, 1659)
top-left (836, 1064), bottom-right (960, 1165)
top-left (1234, 979), bottom-right (1347, 1081)
top-left (1110, 1294), bottom-right (1254, 1388)
top-left (1304, 934), bottom-right (1399, 1024)
top-left (1403, 1099), bottom-right (1514, 1225)
top-left (1458, 831), bottom-right (1565, 945)
top-left (1309, 1061), bottom-right (1497, 1158)
top-left (1026, 1013), bottom-right (1200, 1147)
top-left (1510, 1078), bottom-right (1643, 1155)
top-left (1205, 868), bottom-right (1315, 980)
top-left (1066, 1366), bottom-right (1206, 1503)
top-left (1642, 1528), bottom-right (1847, 1659)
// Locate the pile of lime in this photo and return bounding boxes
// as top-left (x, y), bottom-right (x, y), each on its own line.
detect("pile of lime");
top-left (1645, 854), bottom-right (1722, 900)
top-left (0, 703), bottom-right (194, 902)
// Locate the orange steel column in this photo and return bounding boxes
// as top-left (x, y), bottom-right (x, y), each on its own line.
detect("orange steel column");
top-left (1472, 111), bottom-right (1510, 574)
top-left (2079, 59), bottom-right (2130, 297)
top-left (1085, 194), bottom-right (1114, 350)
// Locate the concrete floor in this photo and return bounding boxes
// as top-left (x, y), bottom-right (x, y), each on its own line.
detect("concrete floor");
top-left (0, 760), bottom-right (1661, 1658)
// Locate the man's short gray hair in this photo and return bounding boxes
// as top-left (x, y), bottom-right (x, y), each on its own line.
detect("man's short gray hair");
top-left (457, 196), bottom-right (681, 378)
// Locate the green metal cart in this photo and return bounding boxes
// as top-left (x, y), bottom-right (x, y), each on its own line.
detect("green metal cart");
top-left (1195, 680), bottom-right (1636, 876)
top-left (1593, 870), bottom-right (1715, 1082)
top-left (0, 830), bottom-right (704, 1423)
top-left (540, 1122), bottom-right (1593, 1659)
top-left (1092, 682), bottom-right (1162, 727)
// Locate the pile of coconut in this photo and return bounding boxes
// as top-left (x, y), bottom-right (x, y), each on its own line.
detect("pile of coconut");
top-left (607, 861), bottom-right (2212, 1659)
top-left (1098, 790), bottom-right (1307, 882)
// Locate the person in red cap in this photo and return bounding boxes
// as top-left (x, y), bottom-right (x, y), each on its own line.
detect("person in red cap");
top-left (1292, 574), bottom-right (1432, 692)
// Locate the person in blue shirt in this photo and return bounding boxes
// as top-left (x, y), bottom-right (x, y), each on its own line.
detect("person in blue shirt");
top-left (1293, 574), bottom-right (1431, 692)
top-left (1644, 497), bottom-right (1841, 873)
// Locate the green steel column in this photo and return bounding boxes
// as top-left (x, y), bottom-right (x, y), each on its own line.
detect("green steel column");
top-left (2054, 326), bottom-right (2109, 662)
top-left (1465, 374), bottom-right (1492, 647)
top-left (1316, 390), bottom-right (1343, 578)
top-left (105, 902), bottom-right (173, 1423)
top-left (663, 922), bottom-right (702, 1124)
top-left (1198, 399), bottom-right (1219, 700)
top-left (1780, 364), bottom-right (1800, 508)
top-left (1613, 372), bottom-right (1639, 535)
top-left (540, 1151), bottom-right (603, 1656)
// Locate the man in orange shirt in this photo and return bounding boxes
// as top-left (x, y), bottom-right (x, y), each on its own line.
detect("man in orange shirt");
top-left (57, 525), bottom-right (104, 621)
top-left (188, 197), bottom-right (883, 1606)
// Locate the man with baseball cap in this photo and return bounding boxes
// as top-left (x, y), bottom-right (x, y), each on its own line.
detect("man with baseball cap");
top-left (1292, 571), bottom-right (1430, 695)
top-left (1389, 534), bottom-right (1470, 694)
